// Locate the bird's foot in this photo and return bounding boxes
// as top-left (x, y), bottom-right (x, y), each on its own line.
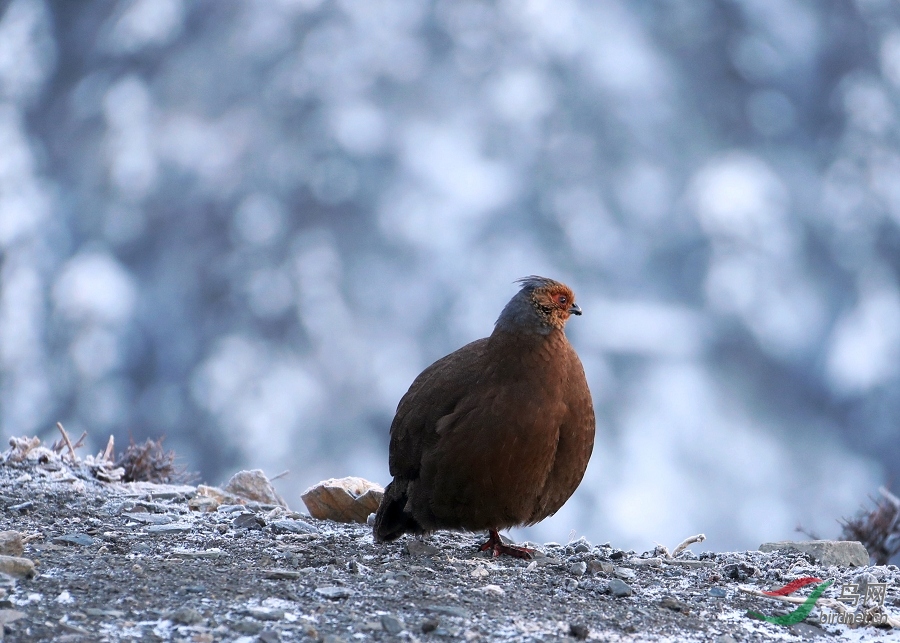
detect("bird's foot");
top-left (478, 528), bottom-right (535, 560)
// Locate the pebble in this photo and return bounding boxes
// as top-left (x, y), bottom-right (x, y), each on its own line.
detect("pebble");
top-left (608, 578), bottom-right (633, 597)
top-left (421, 618), bottom-right (439, 633)
top-left (246, 607), bottom-right (284, 621)
top-left (169, 607), bottom-right (203, 625)
top-left (614, 567), bottom-right (637, 581)
top-left (407, 539), bottom-right (440, 557)
top-left (315, 586), bottom-right (352, 599)
top-left (569, 561), bottom-right (587, 577)
top-left (187, 495), bottom-right (219, 512)
top-left (569, 623), bottom-right (589, 640)
top-left (145, 523), bottom-right (192, 534)
top-left (258, 630), bottom-right (280, 643)
top-left (232, 619), bottom-right (264, 634)
top-left (270, 519), bottom-right (317, 534)
top-left (0, 531), bottom-right (23, 557)
top-left (380, 614), bottom-right (404, 634)
top-left (659, 596), bottom-right (689, 613)
top-left (264, 569), bottom-right (302, 580)
top-left (480, 584), bottom-right (505, 596)
top-left (52, 533), bottom-right (94, 547)
top-left (0, 609), bottom-right (27, 625)
top-left (233, 513), bottom-right (265, 530)
top-left (123, 512), bottom-right (173, 525)
top-left (587, 560), bottom-right (614, 575)
top-left (563, 578), bottom-right (578, 592)
top-left (217, 504), bottom-right (247, 514)
top-left (0, 555), bottom-right (35, 579)
top-left (708, 587), bottom-right (727, 598)
top-left (171, 548), bottom-right (223, 559)
top-left (428, 605), bottom-right (468, 618)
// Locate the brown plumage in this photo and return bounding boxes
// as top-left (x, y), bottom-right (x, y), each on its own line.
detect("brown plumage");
top-left (373, 276), bottom-right (595, 558)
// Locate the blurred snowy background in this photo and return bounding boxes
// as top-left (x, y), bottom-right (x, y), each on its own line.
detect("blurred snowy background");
top-left (1, 0), bottom-right (899, 553)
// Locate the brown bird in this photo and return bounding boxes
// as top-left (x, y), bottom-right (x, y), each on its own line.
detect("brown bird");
top-left (373, 276), bottom-right (595, 558)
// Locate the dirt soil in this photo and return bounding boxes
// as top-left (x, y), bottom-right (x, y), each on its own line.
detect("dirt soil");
top-left (1, 447), bottom-right (899, 642)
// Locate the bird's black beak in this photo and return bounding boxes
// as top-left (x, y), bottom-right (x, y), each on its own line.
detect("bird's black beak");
top-left (569, 303), bottom-right (582, 316)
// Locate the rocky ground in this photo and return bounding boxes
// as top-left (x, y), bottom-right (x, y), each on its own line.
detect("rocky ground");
top-left (0, 441), bottom-right (899, 642)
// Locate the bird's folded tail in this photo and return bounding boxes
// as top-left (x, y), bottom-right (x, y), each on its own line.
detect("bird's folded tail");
top-left (373, 480), bottom-right (420, 542)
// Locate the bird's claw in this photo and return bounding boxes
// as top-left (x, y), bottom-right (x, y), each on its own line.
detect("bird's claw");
top-left (478, 529), bottom-right (535, 560)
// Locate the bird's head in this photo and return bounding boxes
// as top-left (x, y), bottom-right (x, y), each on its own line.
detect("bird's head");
top-left (495, 276), bottom-right (582, 335)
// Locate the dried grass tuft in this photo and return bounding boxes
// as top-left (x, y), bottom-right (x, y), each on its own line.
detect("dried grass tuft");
top-left (839, 486), bottom-right (900, 565)
top-left (114, 437), bottom-right (194, 484)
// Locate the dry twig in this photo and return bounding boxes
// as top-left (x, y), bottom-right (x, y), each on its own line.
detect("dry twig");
top-left (56, 423), bottom-right (77, 461)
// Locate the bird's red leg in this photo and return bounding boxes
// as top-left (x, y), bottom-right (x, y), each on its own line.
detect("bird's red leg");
top-left (477, 528), bottom-right (536, 560)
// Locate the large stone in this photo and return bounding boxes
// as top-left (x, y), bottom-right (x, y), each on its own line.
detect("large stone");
top-left (224, 470), bottom-right (288, 508)
top-left (302, 477), bottom-right (384, 524)
top-left (0, 556), bottom-right (35, 579)
top-left (758, 540), bottom-right (869, 567)
top-left (0, 531), bottom-right (23, 556)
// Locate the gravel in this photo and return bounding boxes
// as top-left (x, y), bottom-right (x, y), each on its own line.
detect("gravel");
top-left (1, 452), bottom-right (899, 641)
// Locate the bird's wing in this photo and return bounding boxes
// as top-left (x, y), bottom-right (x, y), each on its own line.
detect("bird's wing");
top-left (387, 337), bottom-right (490, 479)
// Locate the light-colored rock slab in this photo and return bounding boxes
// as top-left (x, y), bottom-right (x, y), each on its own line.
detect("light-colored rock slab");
top-left (758, 540), bottom-right (869, 567)
top-left (302, 477), bottom-right (384, 523)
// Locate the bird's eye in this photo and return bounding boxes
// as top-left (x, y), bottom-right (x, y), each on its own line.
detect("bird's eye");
top-left (558, 295), bottom-right (568, 305)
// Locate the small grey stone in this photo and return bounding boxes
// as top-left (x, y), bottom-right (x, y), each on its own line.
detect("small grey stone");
top-left (246, 607), bottom-right (284, 621)
top-left (366, 513), bottom-right (376, 526)
top-left (614, 567), bottom-right (636, 581)
top-left (714, 636), bottom-right (737, 643)
top-left (217, 504), bottom-right (247, 513)
top-left (758, 540), bottom-right (869, 567)
top-left (270, 519), bottom-right (317, 534)
top-left (708, 587), bottom-right (727, 598)
top-left (380, 614), bottom-right (404, 634)
top-left (407, 539), bottom-right (440, 557)
top-left (232, 619), bottom-right (264, 634)
top-left (428, 605), bottom-right (468, 618)
top-left (124, 512), bottom-right (173, 525)
top-left (258, 630), bottom-right (280, 643)
top-left (789, 622), bottom-right (825, 639)
top-left (568, 561), bottom-right (587, 577)
top-left (315, 586), bottom-right (352, 599)
top-left (421, 618), bottom-right (439, 633)
top-left (569, 623), bottom-right (589, 640)
top-left (52, 533), bottom-right (94, 547)
top-left (171, 548), bottom-right (222, 559)
top-left (574, 543), bottom-right (591, 553)
top-left (587, 560), bottom-right (614, 575)
top-left (0, 609), bottom-right (27, 625)
top-left (145, 523), bottom-right (192, 534)
top-left (233, 513), bottom-right (265, 530)
top-left (608, 578), bottom-right (633, 597)
top-left (659, 596), bottom-right (689, 613)
top-left (321, 636), bottom-right (346, 643)
top-left (264, 569), bottom-right (302, 580)
top-left (169, 607), bottom-right (203, 625)
top-left (564, 578), bottom-right (579, 592)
